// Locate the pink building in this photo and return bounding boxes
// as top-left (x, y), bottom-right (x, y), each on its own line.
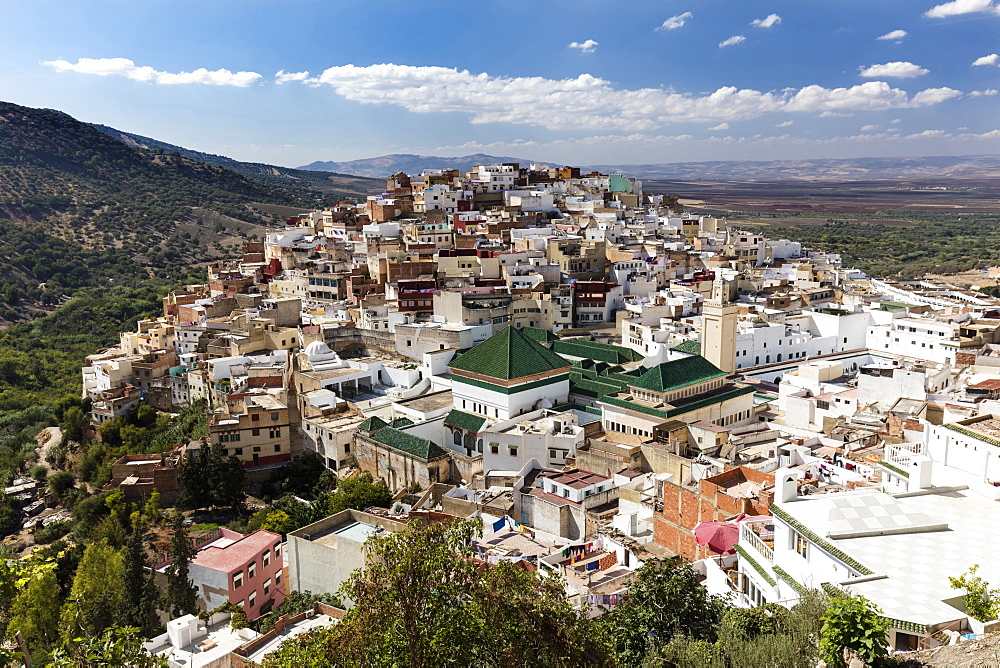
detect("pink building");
top-left (159, 528), bottom-right (286, 621)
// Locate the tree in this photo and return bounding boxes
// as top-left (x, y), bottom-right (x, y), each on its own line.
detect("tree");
top-left (49, 626), bottom-right (167, 667)
top-left (262, 518), bottom-right (609, 667)
top-left (178, 442), bottom-right (246, 511)
top-left (117, 523), bottom-right (161, 636)
top-left (7, 568), bottom-right (60, 657)
top-left (163, 511), bottom-right (198, 618)
top-left (599, 560), bottom-right (730, 667)
top-left (47, 470), bottom-right (76, 499)
top-left (819, 595), bottom-right (890, 668)
top-left (949, 564), bottom-right (1000, 623)
top-left (59, 542), bottom-right (125, 640)
top-left (324, 472), bottom-right (392, 515)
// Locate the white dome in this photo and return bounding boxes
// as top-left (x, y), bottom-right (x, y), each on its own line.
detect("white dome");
top-left (304, 340), bottom-right (332, 357)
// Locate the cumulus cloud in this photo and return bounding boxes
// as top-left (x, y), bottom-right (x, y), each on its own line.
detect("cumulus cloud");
top-left (861, 124), bottom-right (880, 132)
top-left (775, 120), bottom-right (794, 127)
top-left (275, 70), bottom-right (310, 84)
top-left (568, 39), bottom-right (598, 53)
top-left (876, 29), bottom-right (908, 41)
top-left (924, 0), bottom-right (999, 17)
top-left (970, 89), bottom-right (999, 96)
top-left (657, 12), bottom-right (692, 31)
top-left (42, 57), bottom-right (262, 86)
top-left (972, 53), bottom-right (1000, 66)
top-left (751, 14), bottom-right (782, 28)
top-left (719, 36), bottom-right (746, 48)
top-left (708, 123), bottom-right (730, 131)
top-left (299, 63), bottom-right (963, 131)
top-left (859, 61), bottom-right (929, 78)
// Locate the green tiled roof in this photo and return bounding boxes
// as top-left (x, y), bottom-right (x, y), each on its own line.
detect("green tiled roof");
top-left (598, 385), bottom-right (755, 419)
top-left (671, 339), bottom-right (702, 356)
top-left (734, 545), bottom-right (776, 587)
top-left (630, 356), bottom-right (726, 393)
top-left (443, 409), bottom-right (487, 432)
top-left (552, 339), bottom-right (644, 364)
top-left (521, 326), bottom-right (558, 342)
top-left (390, 417), bottom-right (414, 429)
top-left (358, 415), bottom-right (389, 433)
top-left (369, 427), bottom-right (447, 461)
top-left (772, 565), bottom-right (807, 597)
top-left (449, 325), bottom-right (570, 380)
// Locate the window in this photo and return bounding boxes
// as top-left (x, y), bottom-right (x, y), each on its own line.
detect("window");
top-left (274, 543), bottom-right (281, 558)
top-left (270, 428), bottom-right (282, 438)
top-left (252, 428), bottom-right (260, 436)
top-left (490, 445), bottom-right (499, 455)
top-left (271, 412), bottom-right (279, 421)
top-left (264, 578), bottom-right (271, 595)
top-left (274, 444), bottom-right (281, 453)
top-left (792, 531), bottom-right (809, 560)
top-left (248, 562), bottom-right (256, 579)
top-left (235, 448), bottom-right (243, 456)
top-left (275, 571), bottom-right (282, 586)
top-left (233, 571), bottom-right (244, 589)
top-left (249, 591), bottom-right (256, 608)
top-left (345, 444), bottom-right (350, 454)
top-left (252, 413), bottom-right (260, 422)
top-left (263, 551), bottom-right (270, 567)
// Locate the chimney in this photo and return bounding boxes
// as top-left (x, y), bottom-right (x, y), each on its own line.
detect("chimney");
top-left (776, 467), bottom-right (799, 503)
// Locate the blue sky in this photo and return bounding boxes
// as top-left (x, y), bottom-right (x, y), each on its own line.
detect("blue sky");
top-left (1, 0), bottom-right (999, 166)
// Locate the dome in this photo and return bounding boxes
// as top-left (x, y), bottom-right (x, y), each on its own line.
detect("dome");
top-left (304, 340), bottom-right (332, 357)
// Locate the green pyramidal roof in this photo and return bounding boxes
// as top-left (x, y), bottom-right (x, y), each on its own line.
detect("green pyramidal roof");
top-left (449, 326), bottom-right (570, 381)
top-left (630, 356), bottom-right (727, 393)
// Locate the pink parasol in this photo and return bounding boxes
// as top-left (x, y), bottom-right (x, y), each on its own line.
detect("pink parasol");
top-left (693, 521), bottom-right (739, 554)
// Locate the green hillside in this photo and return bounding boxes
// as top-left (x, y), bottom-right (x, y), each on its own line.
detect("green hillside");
top-left (0, 101), bottom-right (336, 320)
top-left (90, 123), bottom-right (383, 197)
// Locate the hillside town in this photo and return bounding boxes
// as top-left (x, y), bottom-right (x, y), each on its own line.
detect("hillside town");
top-left (11, 161), bottom-right (1000, 664)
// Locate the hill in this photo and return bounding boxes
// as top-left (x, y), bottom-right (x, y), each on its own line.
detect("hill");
top-left (298, 151), bottom-right (1000, 182)
top-left (592, 155), bottom-right (1000, 181)
top-left (298, 153), bottom-right (542, 179)
top-left (0, 101), bottom-right (336, 321)
top-left (90, 124), bottom-right (382, 197)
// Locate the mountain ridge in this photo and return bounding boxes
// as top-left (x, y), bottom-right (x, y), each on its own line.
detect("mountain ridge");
top-left (298, 152), bottom-right (1000, 181)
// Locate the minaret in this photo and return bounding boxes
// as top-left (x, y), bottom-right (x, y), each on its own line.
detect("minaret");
top-left (702, 277), bottom-right (738, 373)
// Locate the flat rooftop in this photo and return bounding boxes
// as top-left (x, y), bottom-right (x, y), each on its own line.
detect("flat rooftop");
top-left (240, 614), bottom-right (336, 663)
top-left (394, 390), bottom-right (454, 412)
top-left (539, 468), bottom-right (610, 489)
top-left (779, 483), bottom-right (1000, 627)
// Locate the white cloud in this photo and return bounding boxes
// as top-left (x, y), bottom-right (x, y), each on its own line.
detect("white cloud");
top-left (775, 120), bottom-right (794, 127)
top-left (275, 70), bottom-right (310, 84)
top-left (719, 35), bottom-right (746, 48)
top-left (657, 12), bottom-right (692, 31)
top-left (876, 29), bottom-right (908, 41)
top-left (751, 14), bottom-right (782, 28)
top-left (970, 89), bottom-right (999, 96)
top-left (924, 0), bottom-right (999, 17)
top-left (891, 118), bottom-right (902, 124)
top-left (859, 61), bottom-right (929, 78)
top-left (568, 39), bottom-right (599, 53)
top-left (972, 53), bottom-right (1000, 66)
top-left (300, 63), bottom-right (964, 131)
top-left (42, 57), bottom-right (262, 86)
top-left (861, 124), bottom-right (880, 132)
top-left (708, 123), bottom-right (730, 131)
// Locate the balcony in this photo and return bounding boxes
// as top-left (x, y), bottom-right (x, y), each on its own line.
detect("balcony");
top-left (740, 520), bottom-right (775, 563)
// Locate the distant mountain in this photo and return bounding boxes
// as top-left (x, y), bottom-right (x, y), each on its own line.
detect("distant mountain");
top-left (298, 153), bottom-right (545, 179)
top-left (90, 124), bottom-right (382, 197)
top-left (590, 155), bottom-right (1000, 181)
top-left (300, 151), bottom-right (1000, 182)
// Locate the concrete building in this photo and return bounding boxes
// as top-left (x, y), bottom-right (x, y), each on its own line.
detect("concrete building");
top-left (156, 528), bottom-right (285, 622)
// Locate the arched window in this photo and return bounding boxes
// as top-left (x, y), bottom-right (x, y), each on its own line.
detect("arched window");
top-left (477, 439), bottom-right (483, 453)
top-left (755, 356), bottom-right (760, 365)
top-left (765, 355), bottom-right (770, 364)
top-left (777, 354), bottom-right (782, 362)
top-left (464, 433), bottom-right (475, 450)
top-left (453, 430), bottom-right (462, 446)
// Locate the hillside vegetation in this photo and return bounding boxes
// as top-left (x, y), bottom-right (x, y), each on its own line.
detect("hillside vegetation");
top-left (0, 101), bottom-right (334, 319)
top-left (91, 123), bottom-right (382, 197)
